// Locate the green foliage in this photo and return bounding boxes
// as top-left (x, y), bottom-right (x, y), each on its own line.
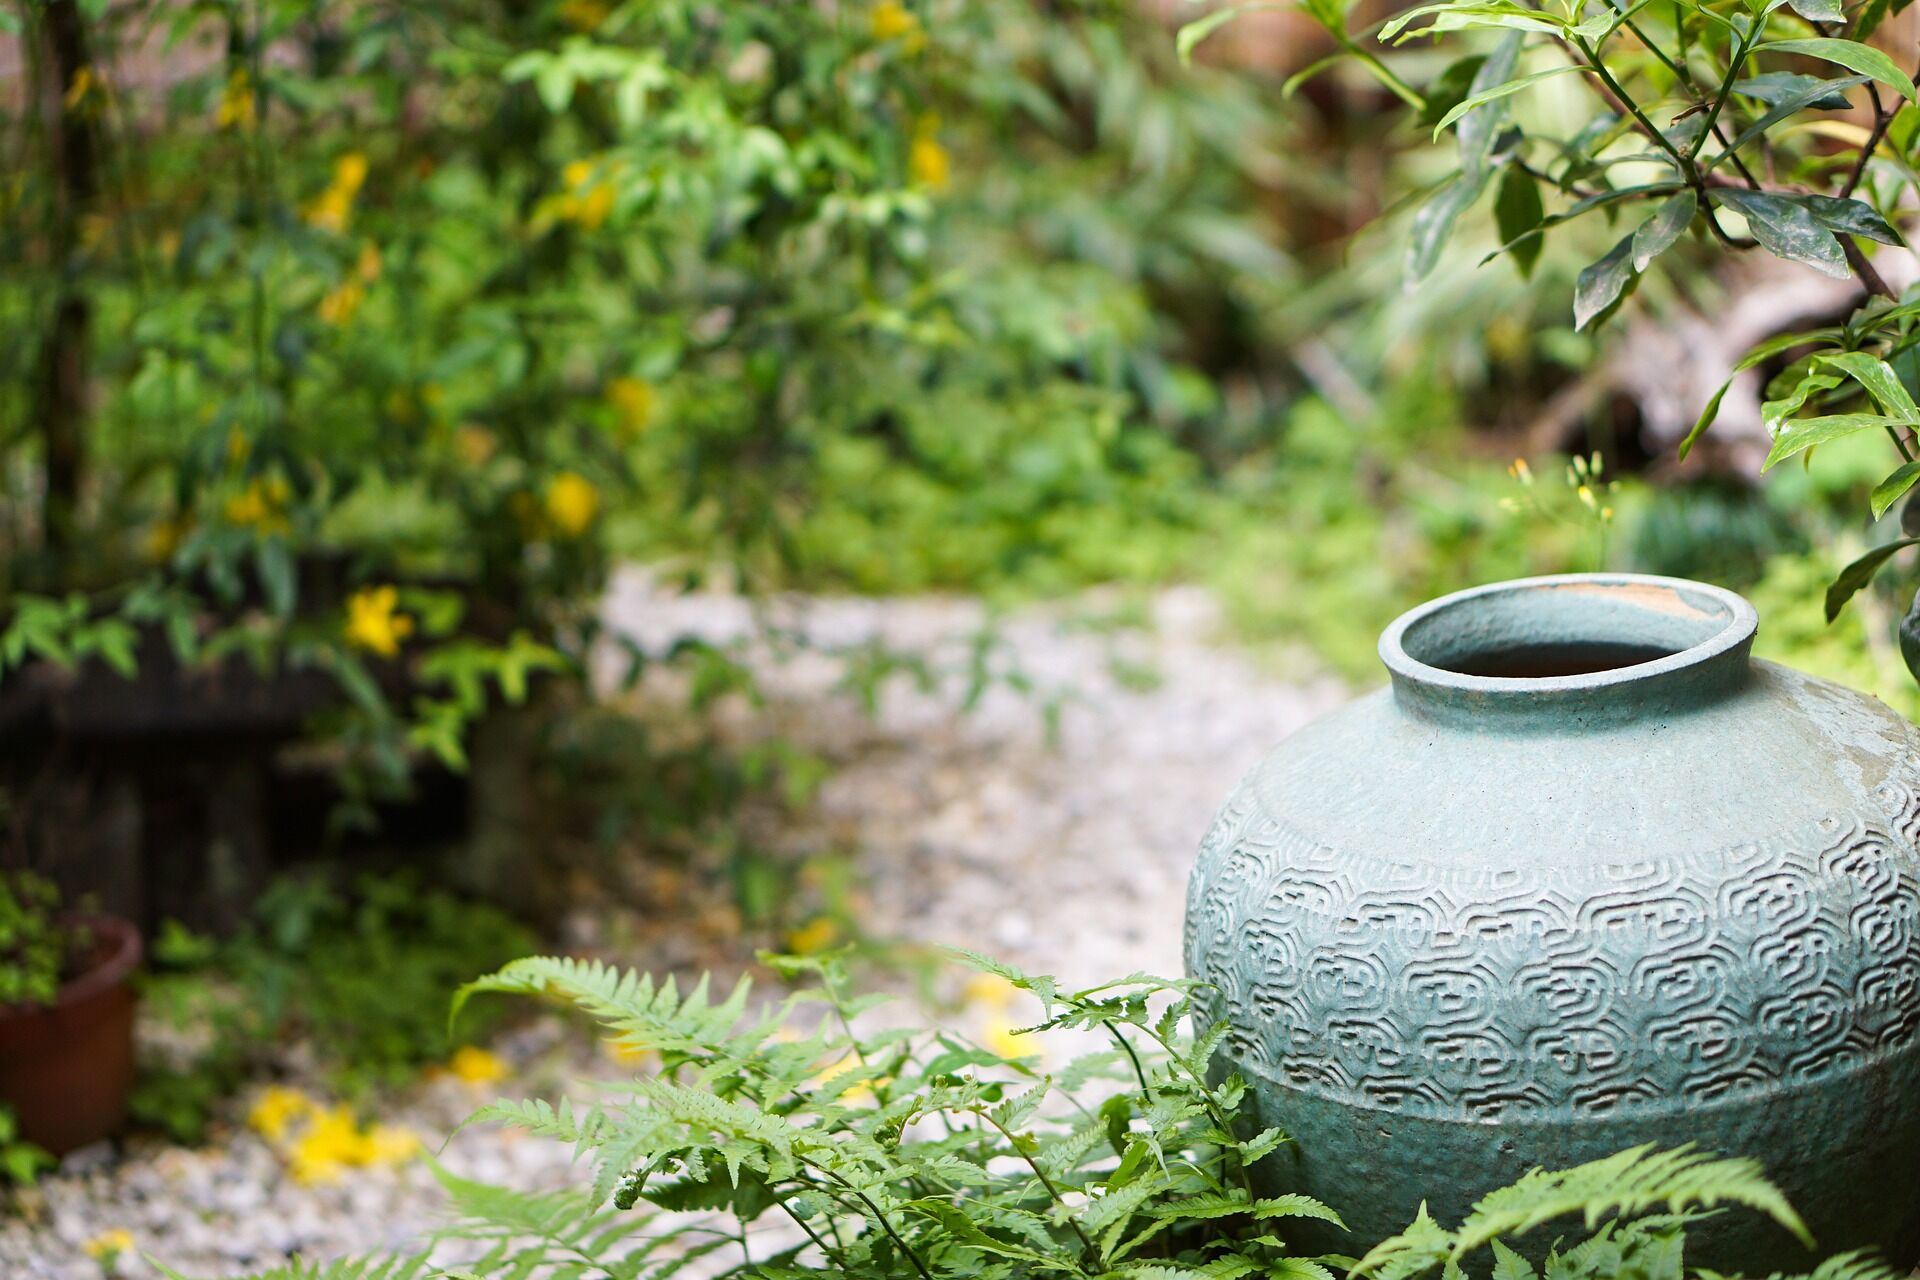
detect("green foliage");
top-left (166, 951), bottom-right (1899, 1279)
top-left (132, 872), bottom-right (533, 1141)
top-left (0, 1104), bottom-right (51, 1191)
top-left (0, 871), bottom-right (88, 1008)
top-left (1189, 0), bottom-right (1920, 685)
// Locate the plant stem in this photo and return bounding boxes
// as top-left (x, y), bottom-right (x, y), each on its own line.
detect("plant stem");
top-left (1842, 82), bottom-right (1895, 199)
top-left (980, 1111), bottom-right (1098, 1261)
top-left (800, 1158), bottom-right (934, 1280)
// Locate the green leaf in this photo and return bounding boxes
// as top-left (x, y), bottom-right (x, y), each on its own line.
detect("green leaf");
top-left (1800, 194), bottom-right (1904, 246)
top-left (1489, 1240), bottom-right (1538, 1280)
top-left (1574, 234), bottom-right (1637, 331)
top-left (1680, 326), bottom-right (1845, 459)
top-left (1632, 191), bottom-right (1695, 271)
top-left (1431, 66), bottom-right (1594, 138)
top-left (1786, 0), bottom-right (1842, 21)
top-left (1283, 53), bottom-right (1348, 99)
top-left (1816, 350), bottom-right (1920, 420)
top-left (1177, 3), bottom-right (1288, 64)
top-left (1757, 38), bottom-right (1917, 102)
top-left (1734, 71), bottom-right (1855, 111)
top-left (1494, 166), bottom-right (1544, 278)
top-left (1710, 189), bottom-right (1849, 279)
top-left (1407, 35), bottom-right (1521, 283)
top-left (1871, 462), bottom-right (1920, 519)
top-left (1827, 538), bottom-right (1920, 619)
top-left (1763, 412), bottom-right (1904, 470)
top-left (1707, 74), bottom-right (1869, 169)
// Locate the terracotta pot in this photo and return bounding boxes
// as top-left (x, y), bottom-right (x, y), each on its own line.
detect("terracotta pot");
top-left (0, 914), bottom-right (140, 1155)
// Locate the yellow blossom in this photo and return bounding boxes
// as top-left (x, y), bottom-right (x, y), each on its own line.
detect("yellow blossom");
top-left (447, 1044), bottom-right (510, 1086)
top-left (82, 1228), bottom-right (134, 1262)
top-left (559, 0), bottom-right (610, 29)
top-left (304, 152), bottom-right (369, 234)
top-left (355, 240), bottom-right (383, 282)
top-left (983, 1014), bottom-right (1036, 1061)
top-left (784, 915), bottom-right (840, 955)
top-left (224, 475), bottom-right (291, 533)
top-left (288, 1105), bottom-right (371, 1185)
top-left (454, 424), bottom-right (498, 465)
top-left (604, 1035), bottom-right (657, 1068)
top-left (961, 973), bottom-right (1020, 1009)
top-left (909, 122), bottom-right (950, 191)
top-left (1508, 457), bottom-right (1533, 485)
top-left (248, 1085), bottom-right (318, 1142)
top-left (317, 279), bottom-right (365, 326)
top-left (543, 471), bottom-right (600, 536)
top-left (870, 0), bottom-right (925, 51)
top-left (606, 376), bottom-right (657, 436)
top-left (560, 159), bottom-right (616, 230)
top-left (141, 514), bottom-right (190, 564)
top-left (362, 1123), bottom-right (421, 1165)
top-left (215, 66), bottom-right (254, 131)
top-left (343, 585), bottom-right (413, 658)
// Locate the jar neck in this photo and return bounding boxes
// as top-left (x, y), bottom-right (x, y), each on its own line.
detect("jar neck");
top-left (1379, 575), bottom-right (1759, 730)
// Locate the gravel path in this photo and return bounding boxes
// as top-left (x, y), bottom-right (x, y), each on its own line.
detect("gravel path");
top-left (1, 579), bottom-right (1346, 1278)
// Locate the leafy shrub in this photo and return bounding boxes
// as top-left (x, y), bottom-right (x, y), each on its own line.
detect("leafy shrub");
top-left (133, 872), bottom-right (533, 1141)
top-left (156, 950), bottom-right (1895, 1279)
top-left (0, 871), bottom-right (90, 1008)
top-left (1189, 0), bottom-right (1920, 685)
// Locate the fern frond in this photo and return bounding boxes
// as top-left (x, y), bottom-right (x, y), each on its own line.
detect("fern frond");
top-left (451, 956), bottom-right (753, 1059)
top-left (151, 1258), bottom-right (433, 1280)
top-left (1452, 1143), bottom-right (1809, 1255)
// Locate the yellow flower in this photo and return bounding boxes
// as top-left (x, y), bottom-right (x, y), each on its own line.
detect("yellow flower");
top-left (304, 153), bottom-right (369, 234)
top-left (454, 424), bottom-right (498, 465)
top-left (961, 973), bottom-right (1019, 1009)
top-left (559, 0), bottom-right (610, 30)
top-left (543, 471), bottom-right (600, 537)
top-left (784, 916), bottom-right (840, 956)
top-left (343, 586), bottom-right (414, 658)
top-left (248, 1085), bottom-right (317, 1142)
top-left (447, 1045), bottom-right (510, 1086)
top-left (82, 1228), bottom-right (134, 1262)
top-left (606, 376), bottom-right (657, 436)
top-left (317, 279), bottom-right (365, 326)
top-left (288, 1106), bottom-right (371, 1185)
top-left (983, 1014), bottom-right (1036, 1061)
top-left (362, 1123), bottom-right (421, 1165)
top-left (909, 132), bottom-right (950, 191)
top-left (224, 475), bottom-right (291, 533)
top-left (604, 1035), bottom-right (656, 1068)
top-left (215, 66), bottom-right (254, 131)
top-left (142, 514), bottom-right (190, 564)
top-left (560, 159), bottom-right (616, 230)
top-left (870, 0), bottom-right (925, 50)
top-left (355, 240), bottom-right (383, 282)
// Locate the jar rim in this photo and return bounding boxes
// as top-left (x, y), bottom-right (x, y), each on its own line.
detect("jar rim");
top-left (1378, 573), bottom-right (1758, 702)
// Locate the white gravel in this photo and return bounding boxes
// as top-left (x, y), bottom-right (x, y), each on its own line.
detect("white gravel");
top-left (1, 578), bottom-right (1346, 1278)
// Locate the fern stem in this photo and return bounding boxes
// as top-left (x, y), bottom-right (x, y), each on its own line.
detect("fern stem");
top-left (799, 1157), bottom-right (935, 1280)
top-left (979, 1110), bottom-right (1098, 1264)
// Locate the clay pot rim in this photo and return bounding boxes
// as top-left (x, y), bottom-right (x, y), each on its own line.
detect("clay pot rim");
top-left (0, 913), bottom-right (141, 1019)
top-left (1379, 572), bottom-right (1758, 699)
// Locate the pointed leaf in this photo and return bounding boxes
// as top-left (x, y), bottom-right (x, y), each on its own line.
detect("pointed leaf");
top-left (1707, 74), bottom-right (1869, 169)
top-left (1763, 412), bottom-right (1904, 470)
top-left (1816, 350), bottom-right (1920, 420)
top-left (1574, 234), bottom-right (1637, 331)
top-left (1800, 194), bottom-right (1904, 246)
top-left (1758, 38), bottom-right (1917, 102)
top-left (1787, 0), bottom-right (1843, 21)
top-left (1495, 165), bottom-right (1545, 277)
top-left (1632, 191), bottom-right (1696, 271)
top-left (1431, 65), bottom-right (1594, 138)
top-left (1177, 2), bottom-right (1288, 63)
top-left (1827, 538), bottom-right (1920, 619)
top-left (1734, 71), bottom-right (1855, 111)
top-left (1872, 462), bottom-right (1920, 519)
top-left (1711, 189), bottom-right (1849, 278)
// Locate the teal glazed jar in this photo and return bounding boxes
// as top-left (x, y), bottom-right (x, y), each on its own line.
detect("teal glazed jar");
top-left (1184, 574), bottom-right (1920, 1269)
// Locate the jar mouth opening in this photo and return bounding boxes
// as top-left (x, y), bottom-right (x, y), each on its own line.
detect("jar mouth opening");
top-left (1380, 574), bottom-right (1757, 695)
